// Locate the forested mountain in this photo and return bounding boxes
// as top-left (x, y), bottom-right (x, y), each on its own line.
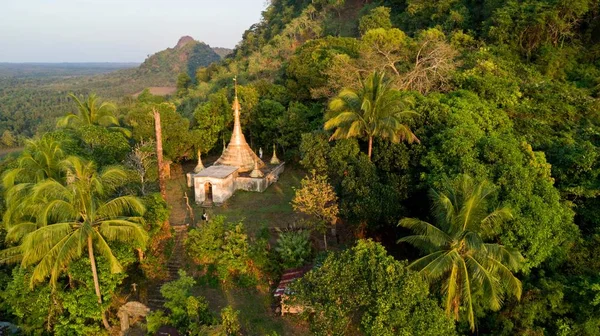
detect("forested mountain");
top-left (171, 0), bottom-right (600, 333)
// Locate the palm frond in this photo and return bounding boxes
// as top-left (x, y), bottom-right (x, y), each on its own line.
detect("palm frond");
top-left (99, 166), bottom-right (129, 191)
top-left (0, 246), bottom-right (23, 264)
top-left (2, 168), bottom-right (25, 189)
top-left (28, 231), bottom-right (75, 288)
top-left (430, 189), bottom-right (456, 234)
top-left (98, 219), bottom-right (148, 248)
top-left (56, 114), bottom-right (80, 128)
top-left (418, 250), bottom-right (457, 281)
top-left (324, 111), bottom-right (361, 130)
top-left (484, 243), bottom-right (524, 271)
top-left (93, 232), bottom-right (123, 273)
top-left (485, 256), bottom-right (523, 300)
top-left (398, 218), bottom-right (451, 246)
top-left (465, 255), bottom-right (501, 311)
top-left (457, 256), bottom-right (475, 331)
top-left (20, 223), bottom-right (74, 266)
top-left (480, 207), bottom-right (512, 232)
top-left (41, 199), bottom-right (77, 226)
top-left (444, 263), bottom-right (459, 318)
top-left (48, 229), bottom-right (86, 286)
top-left (96, 196), bottom-right (145, 219)
top-left (399, 235), bottom-right (442, 252)
top-left (5, 222), bottom-right (38, 242)
top-left (463, 231), bottom-right (484, 252)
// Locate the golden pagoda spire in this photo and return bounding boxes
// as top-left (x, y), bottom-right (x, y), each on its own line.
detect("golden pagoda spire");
top-left (230, 76), bottom-right (243, 147)
top-left (232, 76), bottom-right (241, 112)
top-left (213, 76), bottom-right (266, 172)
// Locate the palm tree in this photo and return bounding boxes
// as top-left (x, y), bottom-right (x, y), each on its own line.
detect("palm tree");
top-left (3, 137), bottom-right (64, 187)
top-left (398, 175), bottom-right (523, 331)
top-left (324, 71), bottom-right (419, 159)
top-left (2, 137), bottom-right (65, 229)
top-left (57, 93), bottom-right (131, 136)
top-left (0, 156), bottom-right (148, 330)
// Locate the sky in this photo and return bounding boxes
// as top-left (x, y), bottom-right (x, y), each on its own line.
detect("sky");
top-left (0, 0), bottom-right (267, 63)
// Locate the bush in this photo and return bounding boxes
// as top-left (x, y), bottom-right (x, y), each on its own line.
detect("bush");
top-left (185, 216), bottom-right (254, 284)
top-left (291, 240), bottom-right (456, 335)
top-left (220, 306), bottom-right (241, 336)
top-left (275, 230), bottom-right (312, 268)
top-left (146, 310), bottom-right (169, 334)
top-left (152, 270), bottom-right (217, 334)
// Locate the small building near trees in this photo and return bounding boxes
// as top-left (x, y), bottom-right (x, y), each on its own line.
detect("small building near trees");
top-left (187, 81), bottom-right (284, 206)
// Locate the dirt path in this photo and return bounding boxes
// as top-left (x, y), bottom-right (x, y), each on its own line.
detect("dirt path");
top-left (146, 174), bottom-right (192, 310)
top-left (165, 174), bottom-right (192, 226)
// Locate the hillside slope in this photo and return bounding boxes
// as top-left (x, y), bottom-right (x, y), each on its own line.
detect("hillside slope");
top-left (54, 36), bottom-right (222, 97)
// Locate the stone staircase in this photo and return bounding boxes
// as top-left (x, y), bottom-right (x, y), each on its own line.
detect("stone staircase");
top-left (146, 225), bottom-right (188, 310)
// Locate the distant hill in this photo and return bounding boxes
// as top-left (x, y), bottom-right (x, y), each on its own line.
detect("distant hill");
top-left (134, 36), bottom-right (221, 85)
top-left (0, 36), bottom-right (225, 137)
top-left (51, 36), bottom-right (222, 98)
top-left (211, 47), bottom-right (233, 59)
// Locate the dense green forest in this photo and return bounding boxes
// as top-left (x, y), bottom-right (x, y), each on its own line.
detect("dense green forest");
top-left (1, 0), bottom-right (600, 335)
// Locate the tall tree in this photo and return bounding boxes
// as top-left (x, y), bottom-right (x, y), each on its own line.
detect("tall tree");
top-left (0, 157), bottom-right (148, 330)
top-left (324, 71), bottom-right (419, 159)
top-left (153, 108), bottom-right (167, 200)
top-left (398, 175), bottom-right (524, 331)
top-left (2, 137), bottom-right (66, 228)
top-left (292, 171), bottom-right (339, 250)
top-left (2, 137), bottom-right (65, 187)
top-left (291, 239), bottom-right (457, 335)
top-left (57, 93), bottom-right (130, 136)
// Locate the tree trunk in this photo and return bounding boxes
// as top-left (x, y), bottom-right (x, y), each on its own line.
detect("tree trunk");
top-left (88, 235), bottom-right (111, 330)
top-left (367, 136), bottom-right (373, 160)
top-left (323, 231), bottom-right (328, 251)
top-left (153, 108), bottom-right (167, 200)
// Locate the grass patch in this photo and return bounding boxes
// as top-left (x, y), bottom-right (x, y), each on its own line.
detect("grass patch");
top-left (193, 167), bottom-right (305, 236)
top-left (173, 164), bottom-right (309, 335)
top-left (193, 286), bottom-right (308, 336)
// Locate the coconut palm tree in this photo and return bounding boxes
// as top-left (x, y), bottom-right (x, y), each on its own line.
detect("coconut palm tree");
top-left (398, 175), bottom-right (523, 331)
top-left (57, 93), bottom-right (131, 136)
top-left (0, 156), bottom-right (148, 330)
top-left (3, 137), bottom-right (65, 187)
top-left (324, 71), bottom-right (419, 159)
top-left (2, 137), bottom-right (66, 231)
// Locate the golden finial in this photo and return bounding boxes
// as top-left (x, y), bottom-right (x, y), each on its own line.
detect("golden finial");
top-left (233, 76), bottom-right (238, 98)
top-left (270, 144), bottom-right (281, 165)
top-left (249, 158), bottom-right (264, 178)
top-left (232, 76), bottom-right (241, 112)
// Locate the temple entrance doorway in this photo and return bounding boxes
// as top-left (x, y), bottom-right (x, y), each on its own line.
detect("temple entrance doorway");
top-left (204, 182), bottom-right (213, 206)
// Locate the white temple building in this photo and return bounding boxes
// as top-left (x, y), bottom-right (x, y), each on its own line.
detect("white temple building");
top-left (187, 80), bottom-right (284, 206)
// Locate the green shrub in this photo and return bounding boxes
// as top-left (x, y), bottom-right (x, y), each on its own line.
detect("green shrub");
top-left (275, 230), bottom-right (312, 268)
top-left (186, 216), bottom-right (255, 283)
top-left (146, 310), bottom-right (169, 334)
top-left (149, 270), bottom-right (217, 334)
top-left (220, 306), bottom-right (241, 336)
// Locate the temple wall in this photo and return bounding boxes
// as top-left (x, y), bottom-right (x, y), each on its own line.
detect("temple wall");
top-left (235, 176), bottom-right (268, 192)
top-left (213, 176), bottom-right (235, 204)
top-left (193, 173), bottom-right (237, 205)
top-left (235, 163), bottom-right (285, 192)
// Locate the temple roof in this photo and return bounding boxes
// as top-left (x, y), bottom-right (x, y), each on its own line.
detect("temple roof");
top-left (213, 79), bottom-right (265, 173)
top-left (193, 165), bottom-right (238, 179)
